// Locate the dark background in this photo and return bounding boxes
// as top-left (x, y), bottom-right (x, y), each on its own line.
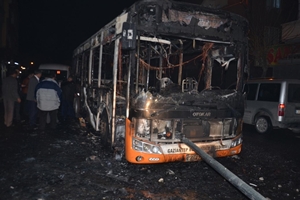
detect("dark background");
top-left (18, 0), bottom-right (137, 66)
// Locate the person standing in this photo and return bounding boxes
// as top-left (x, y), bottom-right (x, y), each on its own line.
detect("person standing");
top-left (35, 72), bottom-right (62, 132)
top-left (13, 68), bottom-right (22, 123)
top-left (61, 75), bottom-right (76, 121)
top-left (2, 69), bottom-right (21, 128)
top-left (20, 71), bottom-right (34, 120)
top-left (26, 69), bottom-right (42, 130)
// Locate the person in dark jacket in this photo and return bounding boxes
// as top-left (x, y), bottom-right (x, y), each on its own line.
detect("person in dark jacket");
top-left (61, 75), bottom-right (76, 121)
top-left (21, 71), bottom-right (34, 119)
top-left (2, 69), bottom-right (21, 128)
top-left (35, 72), bottom-right (62, 132)
top-left (26, 69), bottom-right (42, 130)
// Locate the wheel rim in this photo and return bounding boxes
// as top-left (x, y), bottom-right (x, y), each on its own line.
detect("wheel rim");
top-left (256, 118), bottom-right (268, 133)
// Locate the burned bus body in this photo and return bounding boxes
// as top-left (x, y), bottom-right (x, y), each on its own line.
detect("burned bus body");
top-left (72, 0), bottom-right (248, 164)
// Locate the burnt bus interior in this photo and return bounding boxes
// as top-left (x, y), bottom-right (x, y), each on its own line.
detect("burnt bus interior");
top-left (72, 0), bottom-right (248, 150)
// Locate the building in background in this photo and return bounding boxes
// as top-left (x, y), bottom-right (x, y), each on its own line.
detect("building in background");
top-left (209, 0), bottom-right (299, 79)
top-left (0, 0), bottom-right (19, 62)
top-left (177, 0), bottom-right (299, 78)
top-left (226, 0), bottom-right (300, 79)
top-left (271, 0), bottom-right (300, 79)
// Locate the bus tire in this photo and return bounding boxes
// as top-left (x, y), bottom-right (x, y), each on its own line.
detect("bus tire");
top-left (255, 116), bottom-right (272, 134)
top-left (100, 110), bottom-right (111, 148)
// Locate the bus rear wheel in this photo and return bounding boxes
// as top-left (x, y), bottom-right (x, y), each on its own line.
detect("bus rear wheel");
top-left (99, 110), bottom-right (111, 148)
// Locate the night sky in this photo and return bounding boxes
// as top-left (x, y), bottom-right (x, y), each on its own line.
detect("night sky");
top-left (18, 0), bottom-right (137, 66)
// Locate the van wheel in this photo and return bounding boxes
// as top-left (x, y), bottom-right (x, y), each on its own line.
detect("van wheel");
top-left (255, 116), bottom-right (272, 134)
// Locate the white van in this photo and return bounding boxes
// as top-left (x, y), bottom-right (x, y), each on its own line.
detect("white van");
top-left (39, 64), bottom-right (70, 86)
top-left (238, 79), bottom-right (300, 134)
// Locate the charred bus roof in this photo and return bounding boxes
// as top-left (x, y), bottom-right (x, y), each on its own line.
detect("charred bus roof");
top-left (127, 0), bottom-right (248, 44)
top-left (73, 0), bottom-right (248, 56)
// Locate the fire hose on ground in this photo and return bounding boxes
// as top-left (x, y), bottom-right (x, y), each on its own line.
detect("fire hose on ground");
top-left (181, 136), bottom-right (266, 200)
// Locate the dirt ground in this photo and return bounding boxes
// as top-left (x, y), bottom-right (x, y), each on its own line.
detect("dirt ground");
top-left (0, 108), bottom-right (300, 199)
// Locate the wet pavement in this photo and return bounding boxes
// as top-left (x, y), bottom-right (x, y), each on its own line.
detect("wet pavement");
top-left (0, 103), bottom-right (300, 199)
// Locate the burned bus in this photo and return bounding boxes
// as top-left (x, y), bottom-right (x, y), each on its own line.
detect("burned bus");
top-left (72, 0), bottom-right (248, 164)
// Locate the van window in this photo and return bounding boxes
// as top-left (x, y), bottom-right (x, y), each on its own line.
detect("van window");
top-left (41, 69), bottom-right (68, 83)
top-left (288, 84), bottom-right (300, 103)
top-left (258, 83), bottom-right (281, 102)
top-left (244, 83), bottom-right (258, 100)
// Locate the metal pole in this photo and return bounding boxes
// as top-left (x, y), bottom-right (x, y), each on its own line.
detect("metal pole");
top-left (178, 39), bottom-right (183, 85)
top-left (81, 54), bottom-right (84, 88)
top-left (159, 48), bottom-right (163, 79)
top-left (182, 137), bottom-right (266, 200)
top-left (205, 57), bottom-right (212, 89)
top-left (112, 38), bottom-right (120, 145)
top-left (75, 56), bottom-right (79, 75)
top-left (135, 35), bottom-right (140, 94)
top-left (126, 52), bottom-right (132, 118)
top-left (88, 48), bottom-right (93, 85)
top-left (146, 44), bottom-right (150, 91)
top-left (237, 47), bottom-right (244, 92)
top-left (98, 32), bottom-right (104, 88)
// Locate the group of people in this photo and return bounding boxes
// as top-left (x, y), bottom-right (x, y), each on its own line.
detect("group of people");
top-left (2, 68), bottom-right (76, 134)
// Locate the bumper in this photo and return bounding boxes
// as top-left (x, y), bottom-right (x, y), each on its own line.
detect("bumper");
top-left (125, 143), bottom-right (242, 164)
